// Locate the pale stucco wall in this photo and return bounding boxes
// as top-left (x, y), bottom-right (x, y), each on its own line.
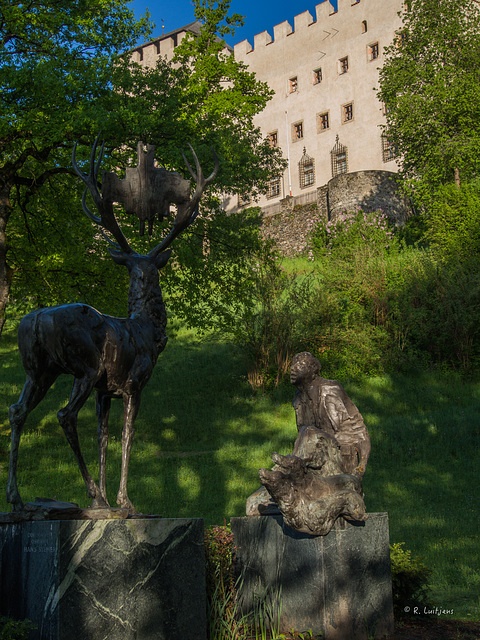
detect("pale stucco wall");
top-left (133, 1), bottom-right (405, 214)
top-left (233, 0), bottom-right (404, 209)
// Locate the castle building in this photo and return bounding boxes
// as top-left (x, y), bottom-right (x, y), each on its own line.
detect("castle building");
top-left (132, 0), bottom-right (406, 218)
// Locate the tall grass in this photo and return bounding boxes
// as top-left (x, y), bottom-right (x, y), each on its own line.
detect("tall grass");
top-left (0, 317), bottom-right (478, 621)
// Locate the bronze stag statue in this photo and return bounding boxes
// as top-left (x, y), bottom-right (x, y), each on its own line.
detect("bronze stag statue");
top-left (6, 137), bottom-right (218, 513)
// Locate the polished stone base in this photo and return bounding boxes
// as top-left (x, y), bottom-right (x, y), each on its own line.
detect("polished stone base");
top-left (231, 513), bottom-right (394, 640)
top-left (0, 518), bottom-right (206, 640)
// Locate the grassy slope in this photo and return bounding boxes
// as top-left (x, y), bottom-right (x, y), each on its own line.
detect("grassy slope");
top-left (0, 321), bottom-right (478, 621)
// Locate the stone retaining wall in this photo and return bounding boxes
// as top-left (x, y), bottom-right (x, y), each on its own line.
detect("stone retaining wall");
top-left (259, 170), bottom-right (410, 257)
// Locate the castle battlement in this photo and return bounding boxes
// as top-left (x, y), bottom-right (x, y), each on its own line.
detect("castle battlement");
top-left (233, 1), bottom-right (370, 57)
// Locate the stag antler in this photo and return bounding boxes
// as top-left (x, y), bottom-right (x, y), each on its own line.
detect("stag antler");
top-left (72, 134), bottom-right (134, 254)
top-left (148, 145), bottom-right (219, 259)
top-left (73, 136), bottom-right (219, 259)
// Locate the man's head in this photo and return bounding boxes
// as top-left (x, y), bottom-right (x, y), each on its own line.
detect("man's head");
top-left (290, 352), bottom-right (321, 387)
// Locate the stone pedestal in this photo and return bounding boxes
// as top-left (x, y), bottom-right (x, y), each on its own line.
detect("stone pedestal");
top-left (231, 513), bottom-right (393, 640)
top-left (0, 518), bottom-right (206, 640)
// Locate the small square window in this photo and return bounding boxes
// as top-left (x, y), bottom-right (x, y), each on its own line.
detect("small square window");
top-left (268, 131), bottom-right (278, 148)
top-left (289, 76), bottom-right (298, 93)
top-left (313, 68), bottom-right (323, 84)
top-left (317, 111), bottom-right (330, 132)
top-left (342, 102), bottom-right (354, 123)
top-left (339, 56), bottom-right (349, 74)
top-left (368, 42), bottom-right (379, 61)
top-left (292, 121), bottom-right (304, 141)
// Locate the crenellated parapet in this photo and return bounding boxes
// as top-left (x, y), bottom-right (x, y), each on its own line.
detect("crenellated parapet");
top-left (233, 1), bottom-right (369, 59)
top-left (131, 20), bottom-right (232, 66)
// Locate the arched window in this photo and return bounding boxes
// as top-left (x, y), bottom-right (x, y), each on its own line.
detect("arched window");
top-left (362, 20), bottom-right (368, 33)
top-left (299, 148), bottom-right (315, 188)
top-left (331, 136), bottom-right (348, 177)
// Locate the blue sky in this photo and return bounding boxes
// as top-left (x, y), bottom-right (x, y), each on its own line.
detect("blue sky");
top-left (129, 0), bottom-right (338, 47)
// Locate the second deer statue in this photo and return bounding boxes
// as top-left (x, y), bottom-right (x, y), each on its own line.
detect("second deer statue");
top-left (7, 138), bottom-right (219, 513)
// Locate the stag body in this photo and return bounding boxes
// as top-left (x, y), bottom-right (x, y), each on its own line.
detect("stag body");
top-left (7, 138), bottom-right (218, 513)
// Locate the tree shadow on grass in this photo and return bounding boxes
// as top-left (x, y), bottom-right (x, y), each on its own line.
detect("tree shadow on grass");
top-left (347, 373), bottom-right (480, 619)
top-left (0, 333), bottom-right (297, 525)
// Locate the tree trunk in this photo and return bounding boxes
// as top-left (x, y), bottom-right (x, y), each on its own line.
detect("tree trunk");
top-left (0, 187), bottom-right (13, 337)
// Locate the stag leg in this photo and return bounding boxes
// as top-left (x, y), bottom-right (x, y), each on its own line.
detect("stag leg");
top-left (57, 376), bottom-right (107, 508)
top-left (116, 394), bottom-right (141, 513)
top-left (7, 371), bottom-right (59, 510)
top-left (96, 391), bottom-right (111, 506)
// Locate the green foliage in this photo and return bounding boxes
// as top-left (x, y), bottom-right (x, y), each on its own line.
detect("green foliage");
top-left (1, 0), bottom-right (285, 337)
top-left (228, 204), bottom-right (480, 383)
top-left (0, 0), bottom-right (152, 330)
top-left (233, 240), bottom-right (319, 390)
top-left (390, 542), bottom-right (432, 615)
top-left (205, 524), bottom-right (247, 640)
top-left (378, 0), bottom-right (480, 201)
top-left (312, 209), bottom-right (398, 258)
top-left (246, 587), bottom-right (284, 640)
top-left (0, 617), bottom-right (36, 640)
top-left (425, 181), bottom-right (480, 261)
top-left (121, 0), bottom-right (286, 199)
top-left (158, 204), bottom-right (266, 335)
top-left (300, 208), bottom-right (480, 376)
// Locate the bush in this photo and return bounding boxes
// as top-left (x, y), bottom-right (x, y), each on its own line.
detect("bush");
top-left (390, 542), bottom-right (432, 616)
top-left (204, 524), bottom-right (246, 640)
top-left (233, 205), bottom-right (480, 384)
top-left (426, 181), bottom-right (480, 262)
top-left (234, 243), bottom-right (320, 390)
top-left (311, 209), bottom-right (398, 259)
top-left (0, 617), bottom-right (36, 640)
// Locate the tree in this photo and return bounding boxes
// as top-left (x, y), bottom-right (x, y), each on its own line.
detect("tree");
top-left (1, 0), bottom-right (285, 336)
top-left (116, 0), bottom-right (284, 200)
top-left (377, 0), bottom-right (480, 203)
top-left (0, 0), bottom-right (151, 333)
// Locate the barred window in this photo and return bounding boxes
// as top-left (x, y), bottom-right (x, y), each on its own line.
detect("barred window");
top-left (382, 135), bottom-right (396, 162)
top-left (268, 177), bottom-right (281, 199)
top-left (299, 148), bottom-right (315, 189)
top-left (331, 135), bottom-right (348, 177)
top-left (313, 68), bottom-right (323, 84)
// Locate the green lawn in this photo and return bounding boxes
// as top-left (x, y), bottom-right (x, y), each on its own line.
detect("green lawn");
top-left (0, 320), bottom-right (479, 621)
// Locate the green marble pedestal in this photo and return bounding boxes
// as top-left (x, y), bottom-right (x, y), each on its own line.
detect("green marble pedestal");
top-left (231, 513), bottom-right (394, 640)
top-left (0, 518), bottom-right (206, 640)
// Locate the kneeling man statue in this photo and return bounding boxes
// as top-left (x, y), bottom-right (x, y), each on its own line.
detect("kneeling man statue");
top-left (247, 352), bottom-right (371, 536)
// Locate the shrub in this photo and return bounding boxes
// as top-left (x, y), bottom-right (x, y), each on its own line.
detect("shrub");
top-left (0, 617), bottom-right (36, 640)
top-left (311, 209), bottom-right (399, 259)
top-left (234, 243), bottom-right (320, 390)
top-left (205, 524), bottom-right (246, 640)
top-left (390, 542), bottom-right (432, 616)
top-left (426, 181), bottom-right (480, 262)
